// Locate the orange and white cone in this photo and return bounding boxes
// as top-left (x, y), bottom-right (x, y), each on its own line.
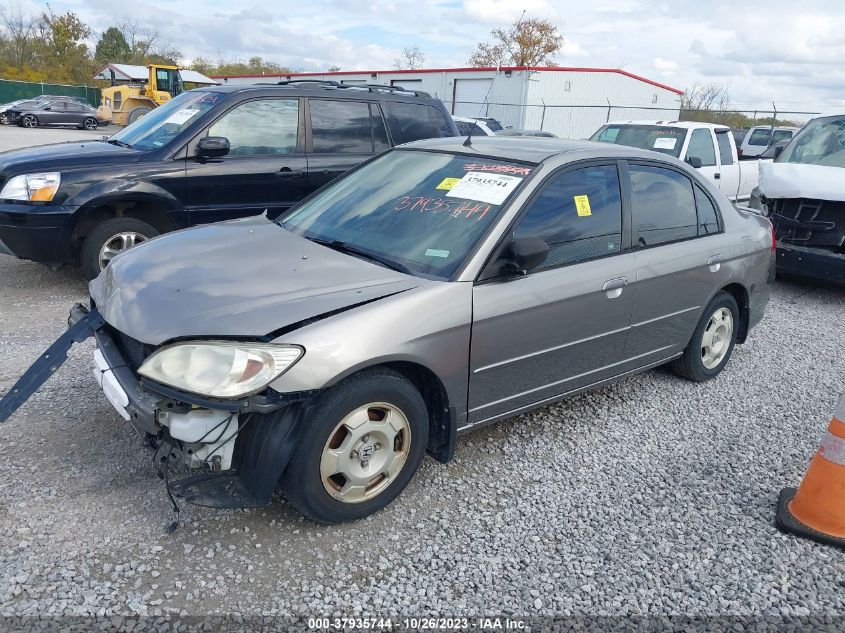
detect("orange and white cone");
top-left (777, 392), bottom-right (845, 549)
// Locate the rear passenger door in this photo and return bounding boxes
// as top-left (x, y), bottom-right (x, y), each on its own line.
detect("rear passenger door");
top-left (305, 99), bottom-right (389, 191)
top-left (623, 162), bottom-right (729, 365)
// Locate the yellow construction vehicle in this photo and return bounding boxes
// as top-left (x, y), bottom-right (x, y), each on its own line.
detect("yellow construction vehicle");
top-left (97, 65), bottom-right (184, 126)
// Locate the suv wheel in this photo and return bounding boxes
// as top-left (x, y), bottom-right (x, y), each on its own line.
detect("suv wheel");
top-left (670, 290), bottom-right (739, 382)
top-left (127, 107), bottom-right (152, 125)
top-left (282, 368), bottom-right (429, 523)
top-left (21, 115), bottom-right (38, 128)
top-left (80, 217), bottom-right (159, 280)
top-left (82, 117), bottom-right (98, 130)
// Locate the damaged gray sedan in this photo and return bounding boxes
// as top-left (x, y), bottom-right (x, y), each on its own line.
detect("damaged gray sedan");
top-left (0, 137), bottom-right (775, 523)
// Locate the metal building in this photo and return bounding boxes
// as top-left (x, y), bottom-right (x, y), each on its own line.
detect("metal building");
top-left (212, 66), bottom-right (683, 139)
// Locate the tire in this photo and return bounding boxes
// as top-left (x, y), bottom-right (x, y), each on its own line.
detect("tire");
top-left (82, 117), bottom-right (98, 130)
top-left (21, 114), bottom-right (38, 128)
top-left (0, 113), bottom-right (9, 125)
top-left (127, 106), bottom-right (152, 125)
top-left (80, 217), bottom-right (159, 280)
top-left (670, 290), bottom-right (739, 382)
top-left (282, 368), bottom-right (429, 523)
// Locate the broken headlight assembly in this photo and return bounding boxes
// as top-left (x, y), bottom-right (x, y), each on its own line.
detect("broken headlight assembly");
top-left (138, 342), bottom-right (304, 398)
top-left (0, 172), bottom-right (61, 201)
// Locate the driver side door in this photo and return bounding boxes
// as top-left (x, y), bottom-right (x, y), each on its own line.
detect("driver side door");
top-left (468, 162), bottom-right (636, 427)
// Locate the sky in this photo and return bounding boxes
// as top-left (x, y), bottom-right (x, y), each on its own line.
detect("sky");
top-left (23, 0), bottom-right (845, 113)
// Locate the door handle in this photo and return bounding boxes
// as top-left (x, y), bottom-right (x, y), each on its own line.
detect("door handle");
top-left (707, 255), bottom-right (723, 272)
top-left (714, 173), bottom-right (721, 179)
top-left (602, 276), bottom-right (628, 298)
top-left (276, 168), bottom-right (304, 178)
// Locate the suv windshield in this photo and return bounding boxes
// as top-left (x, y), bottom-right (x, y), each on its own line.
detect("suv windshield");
top-left (281, 150), bottom-right (534, 279)
top-left (109, 90), bottom-right (226, 150)
top-left (591, 124), bottom-right (687, 158)
top-left (778, 116), bottom-right (845, 168)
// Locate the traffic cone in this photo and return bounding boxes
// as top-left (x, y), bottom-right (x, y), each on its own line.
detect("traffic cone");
top-left (777, 392), bottom-right (845, 549)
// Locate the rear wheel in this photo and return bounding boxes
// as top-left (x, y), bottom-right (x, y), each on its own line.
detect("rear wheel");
top-left (20, 114), bottom-right (38, 128)
top-left (670, 291), bottom-right (739, 382)
top-left (127, 107), bottom-right (152, 125)
top-left (282, 368), bottom-right (429, 523)
top-left (82, 117), bottom-right (98, 130)
top-left (80, 217), bottom-right (159, 280)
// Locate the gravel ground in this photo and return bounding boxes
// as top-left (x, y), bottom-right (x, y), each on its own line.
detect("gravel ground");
top-left (0, 254), bottom-right (843, 627)
top-left (1, 129), bottom-right (844, 628)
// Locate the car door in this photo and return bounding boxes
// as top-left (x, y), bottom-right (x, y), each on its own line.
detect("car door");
top-left (686, 128), bottom-right (720, 184)
top-left (305, 99), bottom-right (387, 192)
top-left (40, 102), bottom-right (64, 125)
top-left (714, 129), bottom-right (740, 200)
top-left (623, 161), bottom-right (730, 365)
top-left (468, 162), bottom-right (636, 426)
top-left (184, 97), bottom-right (308, 224)
top-left (63, 102), bottom-right (86, 126)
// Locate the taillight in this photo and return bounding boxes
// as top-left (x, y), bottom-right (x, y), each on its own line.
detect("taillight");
top-left (737, 148), bottom-right (743, 158)
top-left (770, 221), bottom-right (776, 251)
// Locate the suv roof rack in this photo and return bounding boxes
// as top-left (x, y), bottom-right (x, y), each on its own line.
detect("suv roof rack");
top-left (251, 79), bottom-right (431, 98)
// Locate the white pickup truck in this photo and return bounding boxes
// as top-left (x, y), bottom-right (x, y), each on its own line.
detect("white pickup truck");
top-left (590, 121), bottom-right (762, 203)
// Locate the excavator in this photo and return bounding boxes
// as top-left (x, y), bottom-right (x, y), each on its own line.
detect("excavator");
top-left (97, 65), bottom-right (184, 127)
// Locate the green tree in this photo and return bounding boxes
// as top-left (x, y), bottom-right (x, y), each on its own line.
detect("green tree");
top-left (37, 9), bottom-right (92, 83)
top-left (469, 16), bottom-right (563, 67)
top-left (94, 26), bottom-right (131, 64)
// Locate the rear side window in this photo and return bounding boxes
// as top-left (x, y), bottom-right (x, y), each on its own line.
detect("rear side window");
top-left (716, 132), bottom-right (734, 165)
top-left (772, 129), bottom-right (793, 143)
top-left (694, 185), bottom-right (721, 235)
top-left (310, 99), bottom-right (373, 154)
top-left (687, 129), bottom-right (717, 167)
top-left (383, 101), bottom-right (452, 142)
top-left (630, 164), bottom-right (698, 246)
top-left (748, 128), bottom-right (771, 146)
top-left (513, 164), bottom-right (622, 269)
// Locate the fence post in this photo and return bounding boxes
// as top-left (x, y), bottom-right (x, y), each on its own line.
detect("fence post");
top-left (605, 98), bottom-right (612, 123)
top-left (540, 99), bottom-right (546, 131)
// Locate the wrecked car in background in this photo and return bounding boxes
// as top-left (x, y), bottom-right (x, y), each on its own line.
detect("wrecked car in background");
top-left (750, 114), bottom-right (845, 284)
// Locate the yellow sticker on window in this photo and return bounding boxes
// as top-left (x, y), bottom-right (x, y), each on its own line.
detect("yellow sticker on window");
top-left (436, 177), bottom-right (462, 191)
top-left (574, 195), bottom-right (592, 217)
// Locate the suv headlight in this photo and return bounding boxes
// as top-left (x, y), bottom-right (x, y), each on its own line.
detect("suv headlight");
top-left (0, 172), bottom-right (61, 201)
top-left (138, 342), bottom-right (304, 398)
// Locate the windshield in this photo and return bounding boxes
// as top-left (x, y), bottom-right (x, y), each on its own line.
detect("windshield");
top-left (281, 150), bottom-right (534, 279)
top-left (591, 124), bottom-right (687, 158)
top-left (778, 116), bottom-right (845, 168)
top-left (109, 90), bottom-right (226, 150)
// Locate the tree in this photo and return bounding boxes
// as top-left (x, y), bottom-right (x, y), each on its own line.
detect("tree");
top-left (468, 17), bottom-right (563, 67)
top-left (118, 18), bottom-right (180, 65)
top-left (0, 3), bottom-right (39, 68)
top-left (186, 56), bottom-right (292, 77)
top-left (36, 9), bottom-right (92, 83)
top-left (328, 65), bottom-right (341, 72)
top-left (94, 26), bottom-right (130, 63)
top-left (394, 44), bottom-right (424, 70)
top-left (680, 82), bottom-right (731, 112)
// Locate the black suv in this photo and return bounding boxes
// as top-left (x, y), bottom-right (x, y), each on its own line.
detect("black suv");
top-left (0, 81), bottom-right (458, 278)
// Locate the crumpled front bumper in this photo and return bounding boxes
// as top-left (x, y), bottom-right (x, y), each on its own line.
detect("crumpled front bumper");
top-left (776, 242), bottom-right (845, 284)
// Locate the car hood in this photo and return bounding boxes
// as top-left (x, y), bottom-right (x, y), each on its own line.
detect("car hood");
top-left (758, 161), bottom-right (845, 202)
top-left (89, 215), bottom-right (424, 345)
top-left (0, 140), bottom-right (140, 175)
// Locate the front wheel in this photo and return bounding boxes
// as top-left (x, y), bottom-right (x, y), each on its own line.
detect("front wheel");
top-left (82, 117), bottom-right (98, 130)
top-left (127, 106), bottom-right (152, 125)
top-left (80, 217), bottom-right (159, 280)
top-left (282, 368), bottom-right (429, 523)
top-left (670, 291), bottom-right (739, 382)
top-left (20, 115), bottom-right (38, 128)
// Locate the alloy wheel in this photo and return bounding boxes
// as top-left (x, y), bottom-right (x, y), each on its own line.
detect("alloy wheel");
top-left (84, 118), bottom-right (97, 130)
top-left (22, 115), bottom-right (37, 128)
top-left (98, 231), bottom-right (147, 270)
top-left (320, 402), bottom-right (412, 503)
top-left (701, 307), bottom-right (734, 369)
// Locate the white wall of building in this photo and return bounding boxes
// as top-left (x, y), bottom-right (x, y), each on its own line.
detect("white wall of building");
top-left (214, 67), bottom-right (681, 139)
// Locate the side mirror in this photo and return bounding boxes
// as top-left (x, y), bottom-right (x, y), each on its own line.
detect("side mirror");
top-left (197, 136), bottom-right (230, 158)
top-left (43, 105), bottom-right (51, 111)
top-left (506, 237), bottom-right (549, 274)
top-left (685, 156), bottom-right (702, 168)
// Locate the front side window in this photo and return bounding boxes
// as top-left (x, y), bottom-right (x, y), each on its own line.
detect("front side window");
top-left (747, 128), bottom-right (772, 146)
top-left (630, 164), bottom-right (697, 247)
top-left (309, 99), bottom-right (372, 154)
top-left (590, 125), bottom-right (687, 159)
top-left (513, 164), bottom-right (623, 270)
top-left (383, 101), bottom-right (453, 142)
top-left (282, 150), bottom-right (534, 279)
top-left (209, 99), bottom-right (299, 156)
top-left (716, 132), bottom-right (734, 165)
top-left (687, 129), bottom-right (717, 167)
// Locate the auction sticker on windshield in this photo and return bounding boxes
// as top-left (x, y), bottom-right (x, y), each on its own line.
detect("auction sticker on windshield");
top-left (446, 172), bottom-right (522, 205)
top-left (654, 137), bottom-right (677, 149)
top-left (164, 109), bottom-right (200, 126)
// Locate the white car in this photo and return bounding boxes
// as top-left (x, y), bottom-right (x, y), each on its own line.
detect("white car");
top-left (739, 126), bottom-right (798, 158)
top-left (591, 120), bottom-right (764, 203)
top-left (452, 116), bottom-right (504, 136)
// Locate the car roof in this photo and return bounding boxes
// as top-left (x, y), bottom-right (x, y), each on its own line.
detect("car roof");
top-left (749, 125), bottom-right (798, 131)
top-left (194, 82), bottom-right (437, 102)
top-left (404, 136), bottom-right (667, 164)
top-left (606, 120), bottom-right (730, 130)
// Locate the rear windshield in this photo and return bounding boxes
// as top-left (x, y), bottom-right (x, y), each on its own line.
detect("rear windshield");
top-left (109, 90), bottom-right (227, 150)
top-left (281, 150), bottom-right (534, 279)
top-left (778, 116), bottom-right (845, 168)
top-left (591, 125), bottom-right (687, 158)
top-left (483, 119), bottom-right (504, 132)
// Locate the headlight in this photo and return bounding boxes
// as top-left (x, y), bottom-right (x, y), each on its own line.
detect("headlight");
top-left (138, 342), bottom-right (304, 398)
top-left (0, 172), bottom-right (61, 201)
